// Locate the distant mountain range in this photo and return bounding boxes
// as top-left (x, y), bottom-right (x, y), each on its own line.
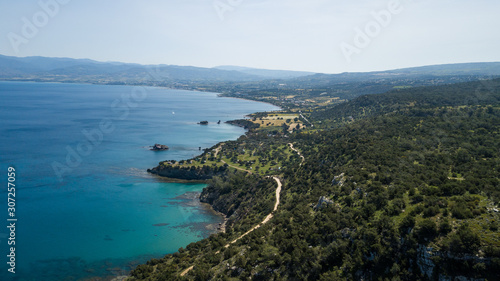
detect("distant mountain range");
top-left (0, 54), bottom-right (499, 87)
top-left (213, 65), bottom-right (316, 79)
top-left (0, 55), bottom-right (317, 84)
top-left (0, 54), bottom-right (264, 83)
top-left (284, 62), bottom-right (500, 87)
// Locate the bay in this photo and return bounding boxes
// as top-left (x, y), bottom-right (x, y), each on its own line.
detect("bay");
top-left (0, 81), bottom-right (279, 280)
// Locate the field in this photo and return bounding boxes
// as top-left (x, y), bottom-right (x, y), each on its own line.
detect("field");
top-left (248, 113), bottom-right (305, 131)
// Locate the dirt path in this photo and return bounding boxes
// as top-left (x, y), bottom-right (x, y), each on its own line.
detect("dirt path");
top-left (179, 144), bottom-right (304, 277)
top-left (289, 143), bottom-right (305, 165)
top-left (180, 177), bottom-right (282, 276)
top-left (180, 265), bottom-right (194, 277)
top-left (221, 159), bottom-right (253, 174)
top-left (224, 176), bottom-right (281, 247)
top-left (299, 112), bottom-right (313, 127)
top-left (213, 144), bottom-right (224, 157)
top-left (215, 143), bottom-right (253, 174)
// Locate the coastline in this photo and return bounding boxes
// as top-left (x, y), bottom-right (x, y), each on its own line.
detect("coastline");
top-left (1, 80), bottom-right (279, 280)
top-left (172, 191), bottom-right (227, 235)
top-left (200, 201), bottom-right (228, 233)
top-left (150, 173), bottom-right (208, 184)
top-left (131, 89), bottom-right (280, 280)
top-left (219, 94), bottom-right (282, 109)
top-left (117, 83), bottom-right (277, 278)
top-left (0, 79), bottom-right (282, 110)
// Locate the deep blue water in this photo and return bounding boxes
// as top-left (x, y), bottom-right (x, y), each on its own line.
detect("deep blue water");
top-left (0, 81), bottom-right (279, 280)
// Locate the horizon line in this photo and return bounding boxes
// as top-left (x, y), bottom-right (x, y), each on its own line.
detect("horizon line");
top-left (1, 53), bottom-right (500, 76)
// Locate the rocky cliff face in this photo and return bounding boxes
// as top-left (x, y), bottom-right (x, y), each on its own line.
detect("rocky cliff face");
top-left (200, 173), bottom-right (276, 228)
top-left (417, 244), bottom-right (490, 281)
top-left (200, 184), bottom-right (236, 216)
top-left (225, 119), bottom-right (260, 130)
top-left (417, 244), bottom-right (437, 279)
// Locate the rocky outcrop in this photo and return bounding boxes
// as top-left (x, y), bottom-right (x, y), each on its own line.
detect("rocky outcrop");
top-left (417, 244), bottom-right (436, 279)
top-left (150, 143), bottom-right (169, 151)
top-left (417, 244), bottom-right (491, 281)
top-left (314, 196), bottom-right (334, 210)
top-left (332, 173), bottom-right (346, 187)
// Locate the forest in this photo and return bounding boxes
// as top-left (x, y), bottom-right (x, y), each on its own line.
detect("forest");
top-left (130, 79), bottom-right (500, 280)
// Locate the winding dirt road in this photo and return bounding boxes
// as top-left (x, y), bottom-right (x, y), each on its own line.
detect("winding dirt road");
top-left (180, 176), bottom-right (282, 276)
top-left (224, 176), bottom-right (281, 247)
top-left (289, 143), bottom-right (305, 165)
top-left (180, 143), bottom-right (305, 277)
top-left (221, 159), bottom-right (253, 174)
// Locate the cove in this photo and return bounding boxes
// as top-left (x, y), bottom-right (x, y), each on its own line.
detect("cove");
top-left (0, 81), bottom-right (279, 280)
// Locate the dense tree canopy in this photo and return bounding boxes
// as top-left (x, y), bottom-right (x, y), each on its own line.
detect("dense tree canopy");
top-left (130, 79), bottom-right (500, 281)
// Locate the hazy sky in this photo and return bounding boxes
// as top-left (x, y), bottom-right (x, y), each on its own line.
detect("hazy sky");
top-left (1, 0), bottom-right (499, 73)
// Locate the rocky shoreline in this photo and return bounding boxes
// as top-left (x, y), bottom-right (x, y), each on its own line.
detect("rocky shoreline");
top-left (225, 119), bottom-right (260, 129)
top-left (127, 117), bottom-right (271, 280)
top-left (147, 164), bottom-right (227, 181)
top-left (148, 163), bottom-right (232, 229)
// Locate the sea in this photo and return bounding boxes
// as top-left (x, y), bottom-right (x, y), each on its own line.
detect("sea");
top-left (0, 81), bottom-right (279, 281)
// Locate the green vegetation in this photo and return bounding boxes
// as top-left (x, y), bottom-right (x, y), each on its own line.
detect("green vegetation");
top-left (200, 172), bottom-right (277, 233)
top-left (132, 79), bottom-right (500, 280)
top-left (4, 55), bottom-right (500, 112)
top-left (154, 135), bottom-right (301, 177)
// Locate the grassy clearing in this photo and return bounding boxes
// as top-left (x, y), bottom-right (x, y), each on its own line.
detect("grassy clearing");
top-left (248, 113), bottom-right (305, 131)
top-left (161, 143), bottom-right (297, 176)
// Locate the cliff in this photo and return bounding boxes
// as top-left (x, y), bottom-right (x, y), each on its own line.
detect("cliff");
top-left (225, 119), bottom-right (260, 130)
top-left (147, 164), bottom-right (228, 181)
top-left (200, 172), bottom-right (276, 229)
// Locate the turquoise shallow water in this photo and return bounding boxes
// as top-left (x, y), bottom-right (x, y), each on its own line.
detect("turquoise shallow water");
top-left (0, 81), bottom-right (279, 280)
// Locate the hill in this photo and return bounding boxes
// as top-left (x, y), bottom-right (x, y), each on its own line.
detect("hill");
top-left (287, 62), bottom-right (500, 86)
top-left (312, 78), bottom-right (500, 124)
top-left (216, 63), bottom-right (500, 109)
top-left (0, 54), bottom-right (262, 84)
top-left (128, 79), bottom-right (500, 280)
top-left (2, 55), bottom-right (499, 96)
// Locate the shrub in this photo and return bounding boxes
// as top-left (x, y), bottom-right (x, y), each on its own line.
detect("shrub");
top-left (444, 224), bottom-right (480, 254)
top-left (415, 219), bottom-right (437, 242)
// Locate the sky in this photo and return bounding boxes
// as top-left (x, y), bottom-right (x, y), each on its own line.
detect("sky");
top-left (0, 0), bottom-right (499, 74)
